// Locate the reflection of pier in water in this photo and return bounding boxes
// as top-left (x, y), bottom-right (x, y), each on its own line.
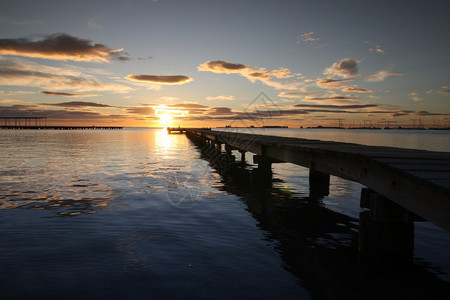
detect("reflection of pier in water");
top-left (187, 130), bottom-right (450, 298)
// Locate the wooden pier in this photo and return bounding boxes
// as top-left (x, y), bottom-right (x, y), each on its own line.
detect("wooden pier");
top-left (176, 128), bottom-right (450, 261)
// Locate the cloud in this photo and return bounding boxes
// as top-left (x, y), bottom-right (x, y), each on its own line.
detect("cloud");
top-left (316, 66), bottom-right (402, 93)
top-left (364, 70), bottom-right (404, 82)
top-left (41, 101), bottom-right (113, 108)
top-left (387, 110), bottom-right (447, 118)
top-left (0, 33), bottom-right (128, 62)
top-left (206, 95), bottom-right (235, 101)
top-left (0, 104), bottom-right (125, 121)
top-left (341, 87), bottom-right (374, 93)
top-left (198, 60), bottom-right (301, 90)
top-left (294, 104), bottom-right (379, 109)
top-left (0, 16), bottom-right (44, 26)
top-left (299, 31), bottom-right (320, 43)
top-left (197, 60), bottom-right (249, 74)
top-left (278, 89), bottom-right (319, 98)
top-left (408, 92), bottom-right (423, 101)
top-left (137, 56), bottom-right (153, 61)
top-left (167, 103), bottom-right (208, 109)
top-left (366, 41), bottom-right (386, 55)
top-left (305, 95), bottom-right (359, 103)
top-left (39, 91), bottom-right (100, 97)
top-left (323, 58), bottom-right (359, 78)
top-left (126, 107), bottom-right (156, 115)
top-left (437, 86), bottom-right (450, 95)
top-left (125, 74), bottom-right (193, 85)
top-left (0, 57), bottom-right (132, 93)
top-left (210, 107), bottom-right (234, 115)
top-left (316, 78), bottom-right (358, 90)
top-left (87, 17), bottom-right (103, 30)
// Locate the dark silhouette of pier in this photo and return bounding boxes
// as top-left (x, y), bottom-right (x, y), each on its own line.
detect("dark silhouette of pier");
top-left (170, 127), bottom-right (450, 262)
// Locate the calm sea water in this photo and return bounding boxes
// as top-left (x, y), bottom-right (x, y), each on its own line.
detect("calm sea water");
top-left (0, 128), bottom-right (449, 299)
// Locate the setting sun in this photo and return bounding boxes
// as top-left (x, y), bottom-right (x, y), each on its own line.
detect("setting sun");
top-left (158, 113), bottom-right (172, 127)
top-left (154, 105), bottom-right (186, 127)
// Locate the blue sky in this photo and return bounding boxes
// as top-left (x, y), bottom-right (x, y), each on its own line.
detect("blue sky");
top-left (1, 0), bottom-right (449, 127)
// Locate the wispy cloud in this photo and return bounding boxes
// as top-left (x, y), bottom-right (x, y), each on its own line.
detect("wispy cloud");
top-left (300, 31), bottom-right (320, 43)
top-left (39, 91), bottom-right (100, 97)
top-left (126, 107), bottom-right (156, 115)
top-left (0, 104), bottom-right (127, 122)
top-left (297, 31), bottom-right (326, 48)
top-left (408, 92), bottom-right (423, 101)
top-left (87, 17), bottom-right (103, 30)
top-left (137, 56), bottom-right (153, 61)
top-left (365, 41), bottom-right (386, 54)
top-left (294, 103), bottom-right (379, 110)
top-left (304, 95), bottom-right (359, 103)
top-left (437, 86), bottom-right (450, 95)
top-left (206, 95), bottom-right (234, 101)
top-left (198, 60), bottom-right (301, 90)
top-left (40, 101), bottom-right (113, 108)
top-left (0, 57), bottom-right (132, 93)
top-left (125, 74), bottom-right (193, 85)
top-left (0, 16), bottom-right (44, 26)
top-left (364, 70), bottom-right (404, 82)
top-left (167, 103), bottom-right (208, 109)
top-left (278, 89), bottom-right (319, 99)
top-left (0, 34), bottom-right (129, 62)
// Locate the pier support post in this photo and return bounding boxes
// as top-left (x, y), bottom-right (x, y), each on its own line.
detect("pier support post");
top-left (309, 169), bottom-right (330, 198)
top-left (239, 150), bottom-right (246, 164)
top-left (359, 188), bottom-right (414, 263)
top-left (252, 155), bottom-right (273, 183)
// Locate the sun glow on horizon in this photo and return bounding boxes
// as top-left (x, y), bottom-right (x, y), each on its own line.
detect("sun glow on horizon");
top-left (155, 105), bottom-right (186, 127)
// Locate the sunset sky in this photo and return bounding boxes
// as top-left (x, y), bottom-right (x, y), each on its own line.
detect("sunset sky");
top-left (1, 0), bottom-right (449, 127)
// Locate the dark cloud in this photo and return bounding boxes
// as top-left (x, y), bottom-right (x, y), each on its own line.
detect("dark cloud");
top-left (247, 72), bottom-right (270, 79)
top-left (125, 74), bottom-right (193, 85)
top-left (0, 33), bottom-right (128, 62)
top-left (210, 107), bottom-right (233, 115)
top-left (341, 87), bottom-right (374, 93)
top-left (198, 60), bottom-right (249, 73)
top-left (39, 91), bottom-right (100, 97)
top-left (167, 103), bottom-right (208, 109)
top-left (306, 95), bottom-right (359, 102)
top-left (294, 104), bottom-right (379, 109)
top-left (126, 107), bottom-right (156, 115)
top-left (41, 101), bottom-right (113, 108)
top-left (323, 58), bottom-right (359, 78)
